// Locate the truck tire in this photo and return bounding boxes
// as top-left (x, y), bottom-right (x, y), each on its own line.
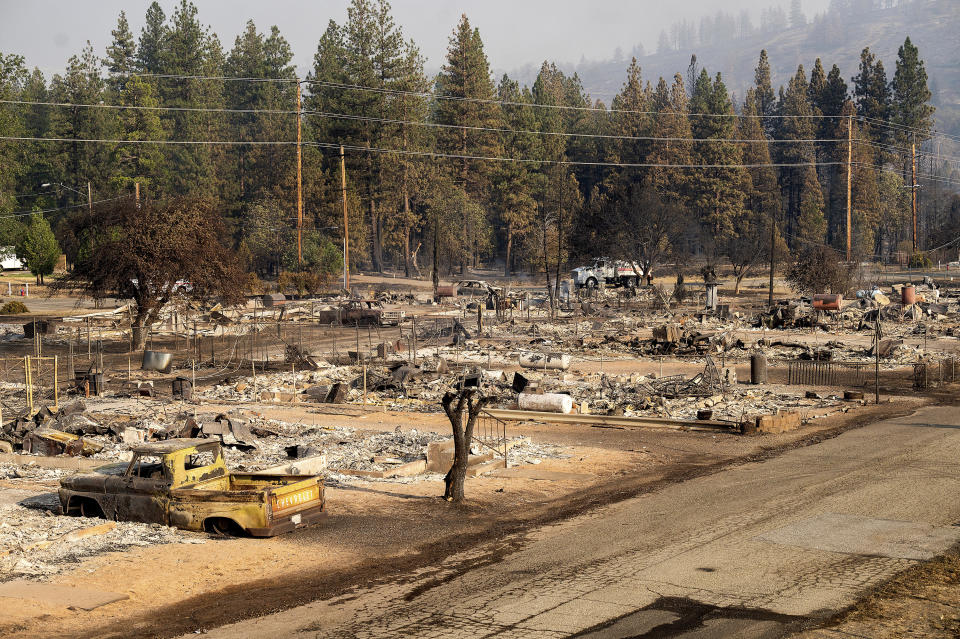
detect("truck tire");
top-left (67, 497), bottom-right (105, 519)
top-left (204, 517), bottom-right (245, 536)
top-left (586, 277), bottom-right (599, 289)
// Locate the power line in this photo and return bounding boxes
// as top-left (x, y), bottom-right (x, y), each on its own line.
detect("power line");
top-left (0, 98), bottom-right (295, 115)
top-left (0, 195), bottom-right (132, 220)
top-left (304, 110), bottom-right (850, 144)
top-left (1, 189), bottom-right (56, 199)
top-left (0, 135), bottom-right (296, 146)
top-left (312, 140), bottom-right (845, 168)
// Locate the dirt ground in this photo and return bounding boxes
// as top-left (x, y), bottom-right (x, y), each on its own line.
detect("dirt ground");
top-left (0, 395), bottom-right (922, 639)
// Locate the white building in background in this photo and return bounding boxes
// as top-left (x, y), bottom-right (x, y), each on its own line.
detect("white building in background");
top-left (0, 247), bottom-right (25, 270)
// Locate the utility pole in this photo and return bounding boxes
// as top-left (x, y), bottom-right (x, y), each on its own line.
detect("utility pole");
top-left (846, 115), bottom-right (852, 262)
top-left (296, 79), bottom-right (303, 266)
top-left (340, 145), bottom-right (350, 292)
top-left (767, 214), bottom-right (775, 308)
top-left (87, 181), bottom-right (92, 214)
top-left (912, 136), bottom-right (918, 253)
top-left (134, 181), bottom-right (140, 209)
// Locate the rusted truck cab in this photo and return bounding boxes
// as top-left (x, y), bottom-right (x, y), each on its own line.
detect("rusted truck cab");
top-left (59, 438), bottom-right (326, 536)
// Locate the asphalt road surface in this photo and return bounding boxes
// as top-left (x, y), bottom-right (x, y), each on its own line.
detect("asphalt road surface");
top-left (190, 405), bottom-right (960, 638)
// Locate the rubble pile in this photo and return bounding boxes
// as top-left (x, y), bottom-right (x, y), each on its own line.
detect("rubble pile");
top-left (0, 503), bottom-right (202, 581)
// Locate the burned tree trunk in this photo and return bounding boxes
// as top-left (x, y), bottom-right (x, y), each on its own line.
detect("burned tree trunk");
top-left (441, 389), bottom-right (488, 502)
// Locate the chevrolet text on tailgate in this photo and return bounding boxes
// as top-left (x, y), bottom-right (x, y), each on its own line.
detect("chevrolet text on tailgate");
top-left (58, 438), bottom-right (327, 536)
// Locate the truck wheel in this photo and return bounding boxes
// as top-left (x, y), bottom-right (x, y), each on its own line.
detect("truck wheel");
top-left (586, 277), bottom-right (598, 289)
top-left (204, 517), bottom-right (245, 536)
top-left (68, 497), bottom-right (105, 519)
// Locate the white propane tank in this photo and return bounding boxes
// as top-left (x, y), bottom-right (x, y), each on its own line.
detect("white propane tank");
top-left (518, 352), bottom-right (572, 370)
top-left (518, 392), bottom-right (574, 414)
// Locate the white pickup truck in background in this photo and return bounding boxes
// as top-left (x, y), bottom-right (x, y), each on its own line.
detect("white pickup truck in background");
top-left (571, 258), bottom-right (646, 289)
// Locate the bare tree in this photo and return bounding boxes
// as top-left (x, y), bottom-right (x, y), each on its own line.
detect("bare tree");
top-left (440, 388), bottom-right (488, 502)
top-left (608, 185), bottom-right (688, 286)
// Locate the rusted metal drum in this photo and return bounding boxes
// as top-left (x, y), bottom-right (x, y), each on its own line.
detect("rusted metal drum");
top-left (901, 285), bottom-right (916, 305)
top-left (812, 294), bottom-right (842, 311)
top-left (751, 353), bottom-right (768, 385)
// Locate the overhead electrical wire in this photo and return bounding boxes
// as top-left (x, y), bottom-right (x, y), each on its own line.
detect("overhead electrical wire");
top-left (0, 98), bottom-right (295, 115)
top-left (8, 96), bottom-right (958, 166)
top-left (0, 194), bottom-right (132, 220)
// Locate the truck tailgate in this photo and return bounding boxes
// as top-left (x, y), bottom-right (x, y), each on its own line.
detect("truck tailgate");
top-left (266, 476), bottom-right (323, 516)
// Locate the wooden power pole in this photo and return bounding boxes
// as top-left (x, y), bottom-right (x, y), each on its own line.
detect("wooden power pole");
top-left (911, 137), bottom-right (918, 253)
top-left (768, 214), bottom-right (775, 307)
top-left (846, 116), bottom-right (852, 262)
top-left (296, 79), bottom-right (303, 265)
top-left (340, 145), bottom-right (350, 292)
top-left (134, 181), bottom-right (140, 209)
top-left (87, 181), bottom-right (92, 213)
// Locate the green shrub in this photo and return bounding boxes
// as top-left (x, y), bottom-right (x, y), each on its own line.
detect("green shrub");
top-left (0, 301), bottom-right (29, 314)
top-left (908, 252), bottom-right (932, 269)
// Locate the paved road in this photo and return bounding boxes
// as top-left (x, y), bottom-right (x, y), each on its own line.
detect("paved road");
top-left (192, 406), bottom-right (960, 639)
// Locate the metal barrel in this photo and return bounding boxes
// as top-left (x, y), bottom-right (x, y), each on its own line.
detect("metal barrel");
top-left (751, 353), bottom-right (767, 384)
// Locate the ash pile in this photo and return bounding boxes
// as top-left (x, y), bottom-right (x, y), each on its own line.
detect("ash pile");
top-left (0, 500), bottom-right (202, 582)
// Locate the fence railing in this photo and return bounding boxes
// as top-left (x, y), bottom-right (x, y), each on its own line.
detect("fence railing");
top-left (475, 409), bottom-right (509, 468)
top-left (786, 360), bottom-right (871, 386)
top-left (913, 357), bottom-right (960, 389)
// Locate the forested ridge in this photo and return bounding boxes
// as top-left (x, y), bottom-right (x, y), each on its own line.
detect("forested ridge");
top-left (0, 0), bottom-right (955, 288)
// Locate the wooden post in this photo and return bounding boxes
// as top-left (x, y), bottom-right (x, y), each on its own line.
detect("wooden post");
top-left (53, 355), bottom-right (58, 410)
top-left (340, 145), bottom-right (350, 292)
top-left (912, 138), bottom-right (918, 253)
top-left (846, 115), bottom-right (853, 262)
top-left (296, 78), bottom-right (303, 265)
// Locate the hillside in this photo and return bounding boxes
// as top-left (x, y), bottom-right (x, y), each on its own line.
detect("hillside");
top-left (511, 0), bottom-right (958, 137)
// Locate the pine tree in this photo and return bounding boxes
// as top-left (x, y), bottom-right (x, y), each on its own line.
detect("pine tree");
top-left (112, 75), bottom-right (164, 193)
top-left (688, 68), bottom-right (744, 246)
top-left (434, 14), bottom-right (502, 272)
top-left (852, 47), bottom-right (892, 149)
top-left (0, 54), bottom-right (28, 215)
top-left (48, 44), bottom-right (112, 206)
top-left (754, 50), bottom-right (777, 137)
top-left (891, 36), bottom-right (934, 176)
top-left (493, 75), bottom-right (538, 276)
top-left (159, 0), bottom-right (224, 197)
top-left (384, 38), bottom-right (430, 277)
top-left (224, 21), bottom-right (296, 206)
top-left (136, 2), bottom-right (168, 74)
top-left (105, 11), bottom-right (136, 95)
top-left (648, 74), bottom-right (692, 207)
top-left (776, 65), bottom-right (825, 247)
top-left (727, 88), bottom-right (783, 294)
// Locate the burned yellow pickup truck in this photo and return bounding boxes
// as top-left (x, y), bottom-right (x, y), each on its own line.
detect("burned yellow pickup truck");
top-left (58, 438), bottom-right (326, 536)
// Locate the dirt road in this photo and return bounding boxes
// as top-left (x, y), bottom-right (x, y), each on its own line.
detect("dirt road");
top-left (188, 404), bottom-right (960, 638)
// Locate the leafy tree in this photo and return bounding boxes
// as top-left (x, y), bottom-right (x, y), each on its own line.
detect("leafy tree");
top-left (786, 245), bottom-right (855, 295)
top-left (17, 213), bottom-right (60, 284)
top-left (57, 197), bottom-right (244, 349)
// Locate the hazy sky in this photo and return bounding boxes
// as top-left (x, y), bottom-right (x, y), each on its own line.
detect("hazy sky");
top-left (0, 0), bottom-right (831, 76)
